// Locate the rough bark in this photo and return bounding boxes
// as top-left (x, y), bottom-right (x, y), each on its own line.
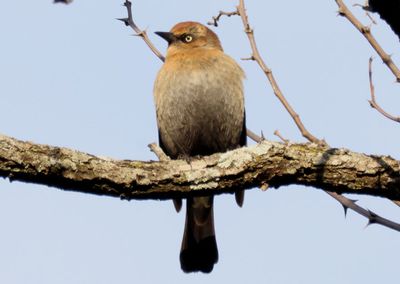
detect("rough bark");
top-left (0, 134), bottom-right (400, 200)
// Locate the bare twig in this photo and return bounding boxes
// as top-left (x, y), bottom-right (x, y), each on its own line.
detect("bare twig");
top-left (273, 130), bottom-right (289, 144)
top-left (368, 57), bottom-right (400, 122)
top-left (246, 128), bottom-right (263, 143)
top-left (352, 3), bottom-right (377, 25)
top-left (119, 0), bottom-right (165, 62)
top-left (326, 191), bottom-right (400, 232)
top-left (207, 10), bottom-right (239, 27)
top-left (148, 143), bottom-right (171, 161)
top-left (236, 0), bottom-right (323, 144)
top-left (335, 0), bottom-right (400, 83)
top-left (365, 12), bottom-right (377, 25)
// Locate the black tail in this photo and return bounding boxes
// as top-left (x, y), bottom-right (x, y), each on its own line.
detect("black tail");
top-left (180, 196), bottom-right (218, 273)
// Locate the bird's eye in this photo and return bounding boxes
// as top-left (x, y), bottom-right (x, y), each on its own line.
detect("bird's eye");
top-left (183, 35), bottom-right (193, 43)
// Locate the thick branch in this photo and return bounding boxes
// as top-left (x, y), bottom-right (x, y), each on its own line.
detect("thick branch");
top-left (1, 134), bottom-right (400, 201)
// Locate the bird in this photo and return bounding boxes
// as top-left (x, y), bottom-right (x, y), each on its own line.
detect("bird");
top-left (153, 21), bottom-right (246, 273)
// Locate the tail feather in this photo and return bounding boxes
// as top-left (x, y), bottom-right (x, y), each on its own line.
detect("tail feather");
top-left (180, 197), bottom-right (218, 273)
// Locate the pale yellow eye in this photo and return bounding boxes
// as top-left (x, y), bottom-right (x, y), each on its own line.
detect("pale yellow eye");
top-left (184, 35), bottom-right (193, 43)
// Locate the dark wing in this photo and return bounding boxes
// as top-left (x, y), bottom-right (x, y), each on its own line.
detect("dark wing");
top-left (235, 110), bottom-right (246, 207)
top-left (239, 110), bottom-right (247, 147)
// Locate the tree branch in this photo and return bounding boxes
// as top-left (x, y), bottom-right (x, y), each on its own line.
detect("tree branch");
top-left (335, 0), bottom-right (400, 83)
top-left (368, 57), bottom-right (400, 123)
top-left (326, 191), bottom-right (400, 231)
top-left (1, 134), bottom-right (400, 201)
top-left (235, 0), bottom-right (324, 144)
top-left (119, 0), bottom-right (165, 62)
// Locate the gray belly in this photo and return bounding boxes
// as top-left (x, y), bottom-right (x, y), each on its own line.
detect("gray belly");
top-left (154, 59), bottom-right (245, 158)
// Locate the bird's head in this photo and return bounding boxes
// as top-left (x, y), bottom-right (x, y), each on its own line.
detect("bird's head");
top-left (155, 22), bottom-right (223, 56)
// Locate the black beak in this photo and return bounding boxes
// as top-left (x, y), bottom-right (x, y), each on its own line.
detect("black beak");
top-left (155, 31), bottom-right (176, 44)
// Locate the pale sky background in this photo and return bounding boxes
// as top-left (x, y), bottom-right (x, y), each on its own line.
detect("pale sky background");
top-left (1, 1), bottom-right (399, 283)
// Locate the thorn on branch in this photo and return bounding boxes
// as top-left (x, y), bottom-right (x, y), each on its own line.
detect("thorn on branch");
top-left (367, 210), bottom-right (379, 225)
top-left (244, 27), bottom-right (253, 34)
top-left (117, 17), bottom-right (130, 26)
top-left (260, 131), bottom-right (266, 141)
top-left (341, 198), bottom-right (357, 217)
top-left (342, 204), bottom-right (349, 217)
top-left (337, 8), bottom-right (346, 17)
top-left (361, 26), bottom-right (371, 34)
top-left (246, 128), bottom-right (263, 143)
top-left (133, 30), bottom-right (146, 37)
top-left (368, 99), bottom-right (375, 109)
top-left (381, 54), bottom-right (392, 64)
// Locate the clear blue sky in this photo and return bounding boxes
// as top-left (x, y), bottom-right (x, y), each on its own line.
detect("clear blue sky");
top-left (1, 1), bottom-right (399, 283)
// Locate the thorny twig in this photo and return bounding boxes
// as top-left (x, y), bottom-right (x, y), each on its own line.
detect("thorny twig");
top-left (119, 0), bottom-right (165, 62)
top-left (207, 10), bottom-right (239, 27)
top-left (368, 57), bottom-right (400, 123)
top-left (326, 191), bottom-right (400, 232)
top-left (236, 0), bottom-right (324, 145)
top-left (335, 0), bottom-right (400, 83)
